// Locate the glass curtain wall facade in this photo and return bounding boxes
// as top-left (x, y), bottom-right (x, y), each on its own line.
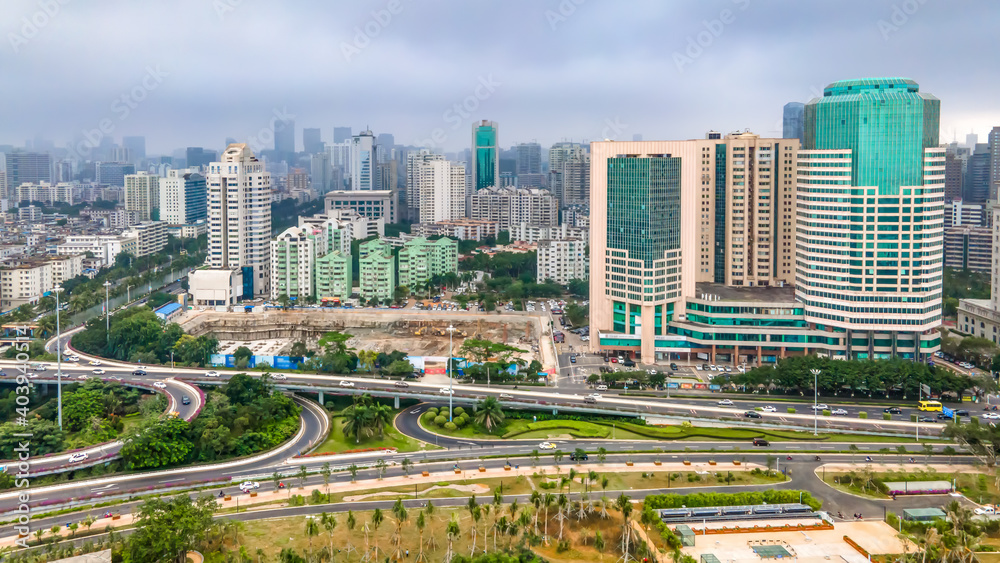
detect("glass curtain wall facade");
top-left (472, 121), bottom-right (499, 194)
top-left (797, 78), bottom-right (943, 359)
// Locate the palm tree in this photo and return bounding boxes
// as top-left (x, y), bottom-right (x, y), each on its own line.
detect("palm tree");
top-left (480, 503), bottom-right (491, 555)
top-left (343, 405), bottom-right (371, 444)
top-left (530, 491), bottom-right (542, 536)
top-left (474, 396), bottom-right (505, 432)
top-left (492, 488), bottom-right (504, 552)
top-left (392, 498), bottom-right (408, 562)
top-left (517, 511), bottom-right (532, 549)
top-left (370, 403), bottom-right (394, 439)
top-left (543, 493), bottom-right (555, 544)
top-left (557, 493), bottom-right (569, 540)
top-left (346, 511), bottom-right (357, 558)
top-left (305, 517), bottom-right (320, 555)
top-left (467, 495), bottom-right (480, 556)
top-left (615, 493), bottom-right (633, 556)
top-left (371, 508), bottom-right (385, 561)
top-left (321, 462), bottom-right (332, 497)
top-left (445, 516), bottom-right (461, 563)
top-left (415, 510), bottom-right (428, 562)
top-left (320, 512), bottom-right (337, 562)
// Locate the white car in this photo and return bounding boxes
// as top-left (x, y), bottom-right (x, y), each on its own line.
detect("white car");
top-left (340, 380), bottom-right (355, 388)
top-left (538, 442), bottom-right (557, 450)
top-left (760, 406), bottom-right (776, 413)
top-left (270, 373), bottom-right (288, 380)
top-left (89, 360), bottom-right (102, 366)
top-left (695, 365), bottom-right (703, 371)
top-left (153, 382), bottom-right (167, 389)
top-left (239, 481), bottom-right (260, 492)
top-left (205, 371), bottom-right (220, 377)
top-left (588, 393), bottom-right (602, 400)
top-left (709, 364), bottom-right (717, 371)
top-left (76, 374), bottom-right (89, 380)
top-left (831, 408), bottom-right (849, 416)
top-left (439, 387), bottom-right (454, 395)
top-left (108, 376), bottom-right (123, 381)
top-left (974, 506), bottom-right (996, 515)
top-left (811, 404), bottom-right (829, 411)
top-left (67, 356), bottom-right (80, 363)
top-left (92, 369), bottom-right (106, 375)
top-left (717, 399), bottom-right (735, 406)
top-left (982, 413), bottom-right (1000, 420)
top-left (69, 452), bottom-right (88, 463)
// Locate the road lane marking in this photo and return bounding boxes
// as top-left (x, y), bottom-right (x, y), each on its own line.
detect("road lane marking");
top-left (159, 478), bottom-right (185, 483)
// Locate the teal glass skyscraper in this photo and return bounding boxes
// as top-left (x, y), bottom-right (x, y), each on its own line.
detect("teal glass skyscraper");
top-left (796, 78), bottom-right (943, 360)
top-left (471, 120), bottom-right (499, 194)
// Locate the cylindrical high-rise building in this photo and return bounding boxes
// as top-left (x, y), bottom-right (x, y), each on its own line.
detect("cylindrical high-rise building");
top-left (795, 78), bottom-right (943, 360)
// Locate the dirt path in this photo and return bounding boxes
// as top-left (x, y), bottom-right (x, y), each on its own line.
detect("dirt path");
top-left (344, 483), bottom-right (490, 502)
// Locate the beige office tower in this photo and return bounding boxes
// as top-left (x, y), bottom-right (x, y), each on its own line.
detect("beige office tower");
top-left (589, 133), bottom-right (798, 364)
top-left (206, 144), bottom-right (272, 298)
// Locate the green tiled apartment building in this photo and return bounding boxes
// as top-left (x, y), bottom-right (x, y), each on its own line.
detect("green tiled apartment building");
top-left (397, 237), bottom-right (458, 289)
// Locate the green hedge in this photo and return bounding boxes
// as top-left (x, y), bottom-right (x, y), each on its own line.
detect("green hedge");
top-left (644, 490), bottom-right (821, 511)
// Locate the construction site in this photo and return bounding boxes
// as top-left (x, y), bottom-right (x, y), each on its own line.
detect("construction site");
top-left (178, 309), bottom-right (557, 371)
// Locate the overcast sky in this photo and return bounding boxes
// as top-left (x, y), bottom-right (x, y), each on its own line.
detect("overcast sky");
top-left (3, 0), bottom-right (998, 155)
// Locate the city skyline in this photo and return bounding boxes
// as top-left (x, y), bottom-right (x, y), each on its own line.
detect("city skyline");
top-left (3, 0), bottom-right (999, 154)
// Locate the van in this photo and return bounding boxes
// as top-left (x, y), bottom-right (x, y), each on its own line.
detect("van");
top-left (584, 396), bottom-right (596, 404)
top-left (595, 384), bottom-right (608, 391)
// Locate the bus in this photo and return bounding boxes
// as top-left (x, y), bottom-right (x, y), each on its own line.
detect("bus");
top-left (918, 400), bottom-right (943, 412)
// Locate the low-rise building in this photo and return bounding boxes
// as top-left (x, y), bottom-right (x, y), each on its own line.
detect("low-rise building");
top-left (510, 223), bottom-right (588, 244)
top-left (15, 182), bottom-right (76, 205)
top-left (412, 219), bottom-right (500, 241)
top-left (0, 260), bottom-right (52, 310)
top-left (189, 268), bottom-right (243, 306)
top-left (397, 237), bottom-right (458, 289)
top-left (57, 235), bottom-right (125, 266)
top-left (324, 190), bottom-right (396, 223)
top-left (536, 238), bottom-right (588, 285)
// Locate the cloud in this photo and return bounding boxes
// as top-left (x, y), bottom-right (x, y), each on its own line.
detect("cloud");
top-left (3, 0), bottom-right (999, 154)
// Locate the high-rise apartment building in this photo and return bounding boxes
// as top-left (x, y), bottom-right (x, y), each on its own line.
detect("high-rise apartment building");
top-left (333, 126), bottom-right (352, 144)
top-left (417, 160), bottom-right (466, 223)
top-left (160, 169), bottom-right (207, 225)
top-left (5, 152), bottom-right (52, 199)
top-left (965, 145), bottom-right (990, 204)
top-left (537, 238), bottom-right (588, 285)
top-left (469, 187), bottom-right (558, 231)
top-left (123, 171), bottom-right (160, 221)
top-left (471, 120), bottom-right (499, 195)
top-left (206, 144), bottom-right (272, 298)
top-left (15, 182), bottom-right (75, 205)
top-left (796, 77), bottom-right (942, 359)
top-left (274, 118), bottom-right (295, 155)
top-left (96, 162), bottom-right (135, 187)
top-left (350, 131), bottom-right (378, 191)
top-left (359, 239), bottom-right (395, 302)
top-left (405, 150), bottom-right (444, 220)
top-left (303, 128), bottom-right (323, 155)
top-left (548, 142), bottom-right (588, 206)
top-left (782, 102), bottom-right (805, 144)
top-left (315, 251), bottom-right (352, 302)
top-left (287, 168), bottom-right (310, 192)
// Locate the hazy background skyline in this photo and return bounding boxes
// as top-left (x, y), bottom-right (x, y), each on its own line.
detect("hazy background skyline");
top-left (4, 0), bottom-right (998, 154)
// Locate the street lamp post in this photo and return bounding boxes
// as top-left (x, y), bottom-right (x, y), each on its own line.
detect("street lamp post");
top-left (103, 280), bottom-right (111, 342)
top-left (54, 286), bottom-right (64, 430)
top-left (810, 368), bottom-right (821, 436)
top-left (447, 324), bottom-right (456, 421)
top-left (127, 285), bottom-right (134, 303)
